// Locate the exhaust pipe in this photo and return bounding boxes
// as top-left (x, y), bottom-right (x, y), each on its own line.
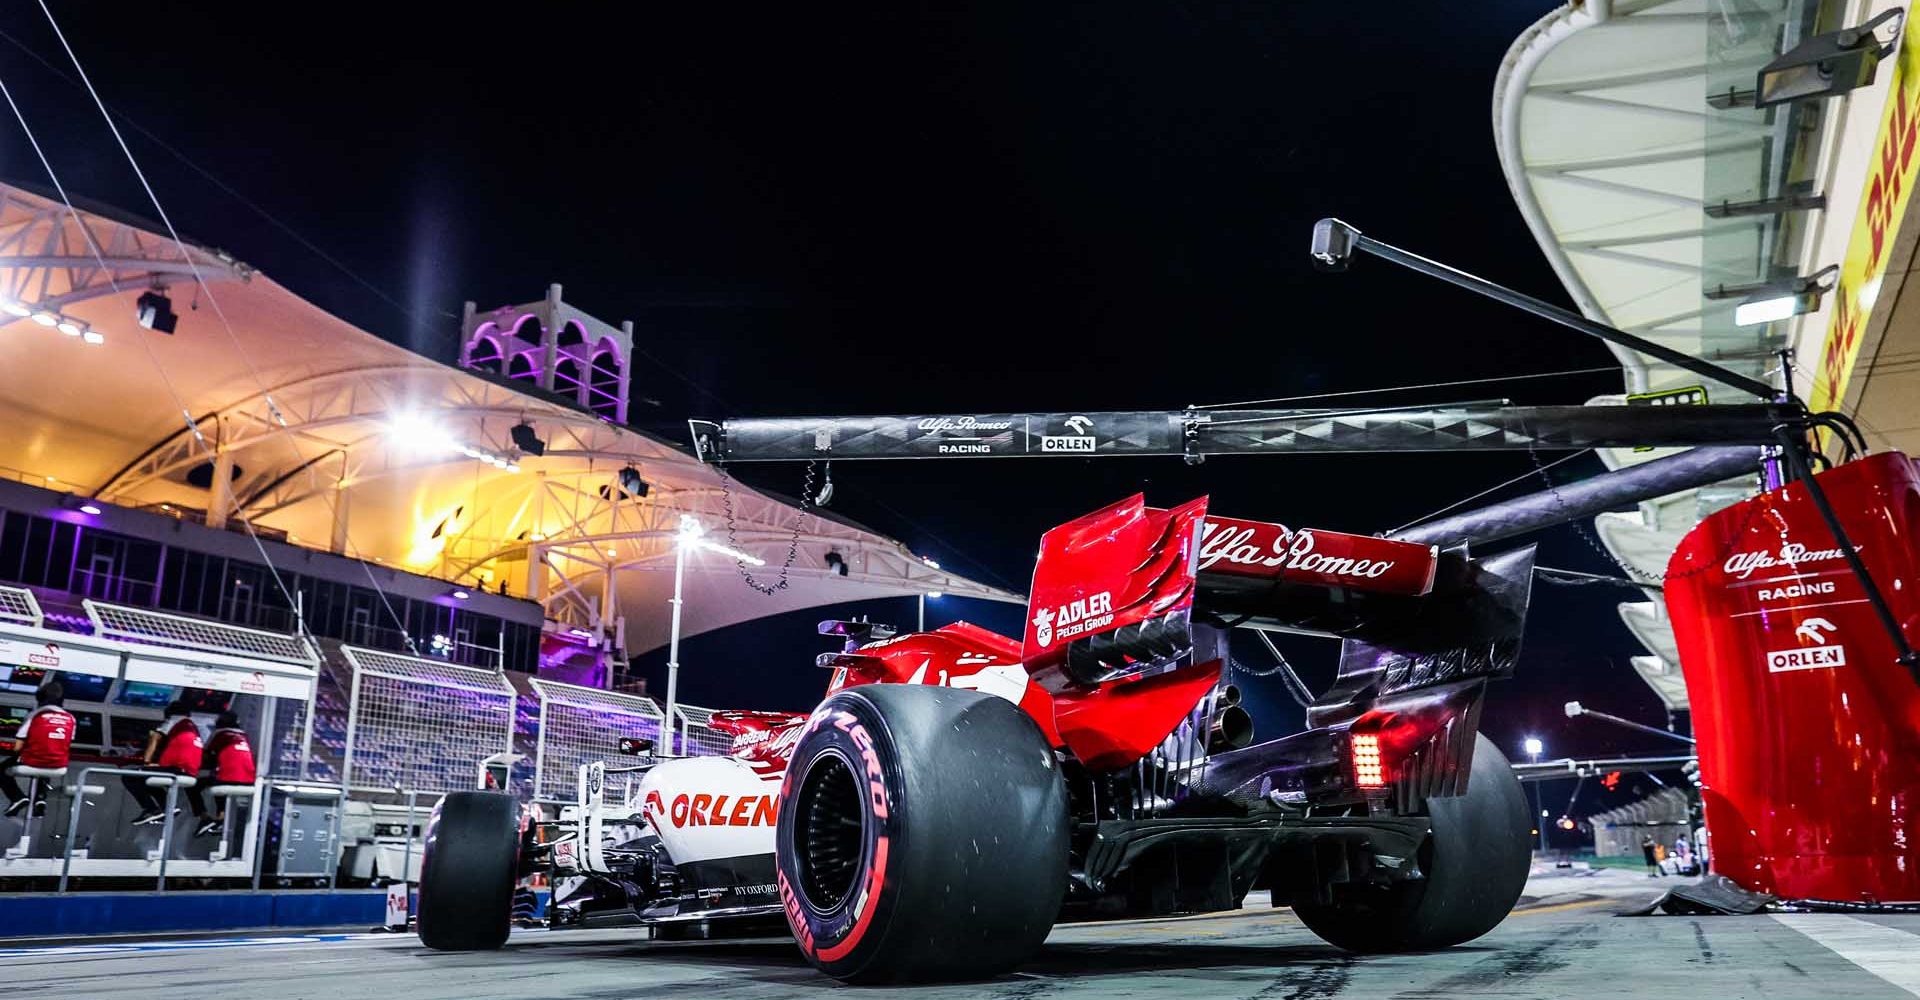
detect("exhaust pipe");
top-left (1209, 702), bottom-right (1254, 752)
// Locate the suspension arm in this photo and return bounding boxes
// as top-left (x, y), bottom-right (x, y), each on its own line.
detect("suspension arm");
top-left (691, 404), bottom-right (1803, 463)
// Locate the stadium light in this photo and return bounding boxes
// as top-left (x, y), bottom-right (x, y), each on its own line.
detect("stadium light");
top-left (1705, 265), bottom-right (1838, 327)
top-left (1756, 9), bottom-right (1903, 108)
top-left (56, 319), bottom-right (82, 337)
top-left (1523, 736), bottom-right (1543, 760)
top-left (78, 504), bottom-right (102, 515)
top-left (31, 311), bottom-right (57, 327)
top-left (676, 515), bottom-right (764, 565)
top-left (136, 289), bottom-right (178, 334)
top-left (1, 298), bottom-right (29, 318)
top-left (450, 588), bottom-right (471, 600)
top-left (81, 330), bottom-right (105, 346)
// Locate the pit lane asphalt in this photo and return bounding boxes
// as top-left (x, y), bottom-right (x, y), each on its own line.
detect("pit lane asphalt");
top-left (4, 869), bottom-right (1917, 999)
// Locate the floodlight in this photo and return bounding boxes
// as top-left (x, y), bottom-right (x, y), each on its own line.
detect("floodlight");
top-left (81, 330), bottom-right (105, 346)
top-left (509, 421), bottom-right (546, 456)
top-left (56, 320), bottom-right (82, 337)
top-left (618, 466), bottom-right (650, 498)
top-left (1756, 9), bottom-right (1903, 108)
top-left (1564, 701), bottom-right (1585, 718)
top-left (1523, 736), bottom-right (1544, 758)
top-left (1, 299), bottom-right (29, 318)
top-left (136, 290), bottom-right (178, 334)
top-left (31, 312), bottom-right (56, 327)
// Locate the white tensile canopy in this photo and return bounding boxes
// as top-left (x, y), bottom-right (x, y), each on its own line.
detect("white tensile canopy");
top-left (0, 181), bottom-right (1020, 655)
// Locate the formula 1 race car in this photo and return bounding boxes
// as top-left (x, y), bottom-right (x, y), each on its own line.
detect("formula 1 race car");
top-left (415, 713), bottom-right (804, 949)
top-left (420, 492), bottom-right (1537, 983)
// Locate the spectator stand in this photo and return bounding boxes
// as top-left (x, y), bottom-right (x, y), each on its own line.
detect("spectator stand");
top-left (0, 597), bottom-right (319, 884)
top-left (339, 645), bottom-right (517, 799)
top-left (527, 678), bottom-right (664, 806)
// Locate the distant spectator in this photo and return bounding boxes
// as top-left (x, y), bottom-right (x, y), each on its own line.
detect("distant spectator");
top-left (1641, 834), bottom-right (1660, 877)
top-left (2, 683), bottom-right (74, 818)
top-left (192, 713), bottom-right (256, 837)
top-left (121, 701), bottom-right (203, 826)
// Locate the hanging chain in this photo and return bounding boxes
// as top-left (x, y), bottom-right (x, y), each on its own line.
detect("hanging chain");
top-left (716, 460), bottom-right (817, 595)
top-left (1524, 442), bottom-right (1765, 585)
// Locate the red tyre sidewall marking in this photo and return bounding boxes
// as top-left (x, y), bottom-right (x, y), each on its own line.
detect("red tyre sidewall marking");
top-left (781, 706), bottom-right (893, 964)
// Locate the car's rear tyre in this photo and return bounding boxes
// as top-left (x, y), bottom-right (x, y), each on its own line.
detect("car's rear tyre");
top-left (417, 791), bottom-right (520, 951)
top-left (776, 685), bottom-right (1069, 984)
top-left (1293, 732), bottom-right (1532, 952)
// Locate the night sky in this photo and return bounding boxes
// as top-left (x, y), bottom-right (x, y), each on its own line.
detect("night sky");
top-left (1, 3), bottom-right (1689, 832)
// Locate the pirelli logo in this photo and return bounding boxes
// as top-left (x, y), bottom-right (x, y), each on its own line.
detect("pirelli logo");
top-left (1766, 646), bottom-right (1846, 673)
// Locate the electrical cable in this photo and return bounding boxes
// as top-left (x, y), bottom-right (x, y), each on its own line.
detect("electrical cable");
top-left (1383, 449), bottom-right (1593, 536)
top-left (1249, 629), bottom-right (1316, 709)
top-left (32, 4), bottom-right (422, 652)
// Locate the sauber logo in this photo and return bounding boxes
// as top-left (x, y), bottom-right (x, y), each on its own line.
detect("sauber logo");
top-left (1031, 591), bottom-right (1113, 648)
top-left (644, 790), bottom-right (778, 828)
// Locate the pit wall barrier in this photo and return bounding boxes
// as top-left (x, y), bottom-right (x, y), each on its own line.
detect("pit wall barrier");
top-left (0, 890), bottom-right (389, 939)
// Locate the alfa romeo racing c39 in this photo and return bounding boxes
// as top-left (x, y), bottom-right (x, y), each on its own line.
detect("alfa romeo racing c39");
top-left (418, 492), bottom-right (1536, 985)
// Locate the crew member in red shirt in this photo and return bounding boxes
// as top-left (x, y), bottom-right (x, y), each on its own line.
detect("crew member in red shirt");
top-left (192, 712), bottom-right (256, 837)
top-left (2, 683), bottom-right (74, 818)
top-left (121, 700), bottom-right (203, 826)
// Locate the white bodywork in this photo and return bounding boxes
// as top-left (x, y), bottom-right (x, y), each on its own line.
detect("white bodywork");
top-left (570, 754), bottom-right (777, 875)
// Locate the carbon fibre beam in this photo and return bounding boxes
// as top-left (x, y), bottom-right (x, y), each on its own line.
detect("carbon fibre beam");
top-left (1387, 445), bottom-right (1763, 548)
top-left (691, 404), bottom-right (1799, 463)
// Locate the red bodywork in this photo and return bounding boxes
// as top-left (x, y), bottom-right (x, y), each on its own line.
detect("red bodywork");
top-left (775, 495), bottom-right (1471, 793)
top-left (1666, 452), bottom-right (1920, 902)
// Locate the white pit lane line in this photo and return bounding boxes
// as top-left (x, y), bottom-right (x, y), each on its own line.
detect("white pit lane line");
top-left (1772, 914), bottom-right (1920, 997)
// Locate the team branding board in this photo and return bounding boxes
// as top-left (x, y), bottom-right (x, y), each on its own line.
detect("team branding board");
top-left (1663, 453), bottom-right (1920, 902)
top-left (0, 635), bottom-right (120, 679)
top-left (124, 655), bottom-right (311, 700)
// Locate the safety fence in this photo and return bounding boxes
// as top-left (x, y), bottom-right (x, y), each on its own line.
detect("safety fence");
top-left (0, 584), bottom-right (42, 626)
top-left (341, 645), bottom-right (517, 794)
top-left (527, 679), bottom-right (666, 802)
top-left (670, 703), bottom-right (732, 757)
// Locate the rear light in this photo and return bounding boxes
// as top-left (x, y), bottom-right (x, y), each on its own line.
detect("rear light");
top-left (1351, 732), bottom-right (1387, 789)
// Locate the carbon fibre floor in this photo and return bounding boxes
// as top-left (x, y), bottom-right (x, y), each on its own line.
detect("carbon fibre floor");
top-left (2, 869), bottom-right (1915, 999)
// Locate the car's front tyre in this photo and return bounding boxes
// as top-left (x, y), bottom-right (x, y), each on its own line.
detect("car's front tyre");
top-left (417, 791), bottom-right (520, 951)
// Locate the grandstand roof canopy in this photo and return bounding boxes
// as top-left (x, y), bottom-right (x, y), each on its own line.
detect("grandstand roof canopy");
top-left (0, 181), bottom-right (1019, 654)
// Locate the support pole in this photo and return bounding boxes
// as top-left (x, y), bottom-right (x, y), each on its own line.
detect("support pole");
top-left (1314, 219), bottom-right (1784, 401)
top-left (664, 542), bottom-right (686, 755)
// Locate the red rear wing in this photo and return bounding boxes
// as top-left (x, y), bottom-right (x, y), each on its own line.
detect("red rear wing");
top-left (1197, 516), bottom-right (1438, 597)
top-left (1022, 495), bottom-right (1441, 691)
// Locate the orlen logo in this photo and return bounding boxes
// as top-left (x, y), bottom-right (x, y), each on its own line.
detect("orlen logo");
top-left (644, 790), bottom-right (778, 828)
top-left (241, 671), bottom-right (267, 694)
top-left (27, 643), bottom-right (61, 668)
top-left (1031, 591), bottom-right (1113, 649)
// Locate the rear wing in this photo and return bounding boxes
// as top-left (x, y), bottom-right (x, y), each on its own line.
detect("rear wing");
top-left (1022, 494), bottom-right (1533, 714)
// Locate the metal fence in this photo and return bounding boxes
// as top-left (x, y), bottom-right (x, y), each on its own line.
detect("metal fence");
top-left (84, 600), bottom-right (319, 664)
top-left (671, 703), bottom-right (732, 757)
top-left (0, 584), bottom-right (42, 627)
top-left (340, 646), bottom-right (517, 794)
top-left (527, 679), bottom-right (667, 802)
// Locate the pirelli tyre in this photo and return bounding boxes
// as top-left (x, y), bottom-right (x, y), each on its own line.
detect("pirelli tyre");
top-left (417, 790), bottom-right (520, 951)
top-left (1292, 732), bottom-right (1532, 952)
top-left (776, 685), bottom-right (1069, 983)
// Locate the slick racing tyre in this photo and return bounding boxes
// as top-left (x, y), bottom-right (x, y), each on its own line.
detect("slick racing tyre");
top-left (417, 791), bottom-right (520, 951)
top-left (1293, 732), bottom-right (1532, 952)
top-left (776, 685), bottom-right (1069, 983)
